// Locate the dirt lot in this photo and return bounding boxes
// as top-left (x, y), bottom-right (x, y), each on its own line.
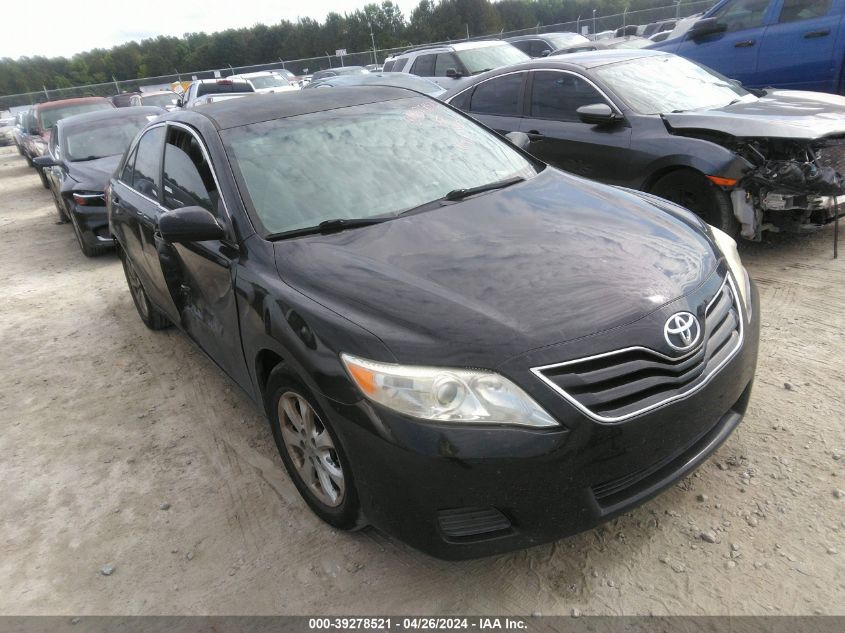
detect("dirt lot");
top-left (0, 144), bottom-right (843, 616)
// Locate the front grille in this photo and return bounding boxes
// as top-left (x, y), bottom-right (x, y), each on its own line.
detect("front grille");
top-left (437, 507), bottom-right (512, 540)
top-left (532, 278), bottom-right (743, 423)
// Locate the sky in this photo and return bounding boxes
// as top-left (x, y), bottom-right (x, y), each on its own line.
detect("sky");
top-left (2, 0), bottom-right (419, 60)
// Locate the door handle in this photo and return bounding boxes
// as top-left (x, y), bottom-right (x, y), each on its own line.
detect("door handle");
top-left (734, 40), bottom-right (755, 48)
top-left (804, 29), bottom-right (830, 39)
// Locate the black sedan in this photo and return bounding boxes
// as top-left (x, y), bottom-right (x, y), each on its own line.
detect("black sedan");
top-left (442, 50), bottom-right (845, 241)
top-left (304, 71), bottom-right (445, 97)
top-left (35, 106), bottom-right (163, 256)
top-left (108, 88), bottom-right (759, 559)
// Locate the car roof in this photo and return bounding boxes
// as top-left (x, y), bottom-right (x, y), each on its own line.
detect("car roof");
top-left (34, 96), bottom-right (112, 111)
top-left (237, 71), bottom-right (278, 78)
top-left (544, 48), bottom-right (666, 68)
top-left (171, 86), bottom-right (417, 130)
top-left (140, 90), bottom-right (177, 96)
top-left (506, 32), bottom-right (581, 42)
top-left (57, 106), bottom-right (163, 130)
top-left (393, 39), bottom-right (506, 57)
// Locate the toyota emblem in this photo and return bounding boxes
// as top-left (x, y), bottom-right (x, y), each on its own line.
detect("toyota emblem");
top-left (664, 312), bottom-right (701, 351)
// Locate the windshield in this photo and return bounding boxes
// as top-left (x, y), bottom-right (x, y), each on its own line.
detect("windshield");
top-left (142, 93), bottom-right (179, 108)
top-left (222, 96), bottom-right (537, 236)
top-left (457, 44), bottom-right (530, 75)
top-left (594, 55), bottom-right (754, 114)
top-left (249, 75), bottom-right (291, 89)
top-left (39, 102), bottom-right (112, 130)
top-left (546, 33), bottom-right (589, 48)
top-left (64, 115), bottom-right (153, 161)
top-left (196, 82), bottom-right (254, 97)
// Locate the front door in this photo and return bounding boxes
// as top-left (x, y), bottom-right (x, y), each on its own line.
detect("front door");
top-left (154, 123), bottom-right (248, 387)
top-left (457, 71), bottom-right (528, 136)
top-left (519, 70), bottom-right (633, 185)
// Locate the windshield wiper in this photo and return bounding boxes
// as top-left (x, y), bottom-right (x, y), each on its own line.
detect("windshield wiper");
top-left (444, 176), bottom-right (525, 201)
top-left (266, 217), bottom-right (388, 241)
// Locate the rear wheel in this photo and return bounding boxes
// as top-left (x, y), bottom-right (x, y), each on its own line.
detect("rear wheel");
top-left (51, 190), bottom-right (68, 223)
top-left (649, 168), bottom-right (739, 237)
top-left (120, 250), bottom-right (171, 330)
top-left (265, 367), bottom-right (361, 530)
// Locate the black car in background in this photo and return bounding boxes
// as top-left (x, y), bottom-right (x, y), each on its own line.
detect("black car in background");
top-left (310, 66), bottom-right (369, 83)
top-left (506, 32), bottom-right (590, 57)
top-left (108, 88), bottom-right (759, 559)
top-left (35, 106), bottom-right (163, 256)
top-left (304, 71), bottom-right (445, 97)
top-left (443, 50), bottom-right (845, 240)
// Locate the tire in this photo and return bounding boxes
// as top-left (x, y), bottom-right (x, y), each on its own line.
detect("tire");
top-left (649, 168), bottom-right (740, 238)
top-left (37, 167), bottom-right (50, 189)
top-left (52, 190), bottom-right (69, 224)
top-left (70, 213), bottom-right (111, 257)
top-left (265, 366), bottom-right (361, 530)
top-left (119, 250), bottom-right (171, 330)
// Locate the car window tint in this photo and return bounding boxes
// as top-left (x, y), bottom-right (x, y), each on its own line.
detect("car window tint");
top-left (163, 127), bottom-right (219, 216)
top-left (434, 53), bottom-right (460, 76)
top-left (530, 41), bottom-right (550, 57)
top-left (470, 73), bottom-right (524, 116)
top-left (530, 71), bottom-right (605, 121)
top-left (411, 54), bottom-right (435, 76)
top-left (509, 40), bottom-right (531, 55)
top-left (382, 60), bottom-right (395, 72)
top-left (131, 126), bottom-right (165, 199)
top-left (120, 145), bottom-right (138, 184)
top-left (449, 88), bottom-right (473, 111)
top-left (779, 0), bottom-right (831, 22)
top-left (712, 0), bottom-right (771, 32)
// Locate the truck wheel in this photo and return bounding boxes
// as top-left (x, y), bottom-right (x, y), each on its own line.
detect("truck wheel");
top-left (650, 168), bottom-right (740, 237)
top-left (265, 366), bottom-right (361, 530)
top-left (119, 251), bottom-right (171, 330)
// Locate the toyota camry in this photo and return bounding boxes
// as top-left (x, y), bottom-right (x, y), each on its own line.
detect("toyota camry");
top-left (108, 88), bottom-right (760, 559)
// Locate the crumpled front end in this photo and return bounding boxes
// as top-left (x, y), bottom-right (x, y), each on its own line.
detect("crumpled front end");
top-left (729, 136), bottom-right (845, 240)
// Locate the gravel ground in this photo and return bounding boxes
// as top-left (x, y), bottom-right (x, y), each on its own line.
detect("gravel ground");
top-left (0, 145), bottom-right (842, 615)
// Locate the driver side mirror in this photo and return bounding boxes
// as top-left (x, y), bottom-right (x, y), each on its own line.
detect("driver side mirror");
top-left (689, 17), bottom-right (727, 39)
top-left (504, 131), bottom-right (531, 150)
top-left (540, 49), bottom-right (552, 57)
top-left (576, 103), bottom-right (623, 125)
top-left (33, 155), bottom-right (57, 168)
top-left (158, 206), bottom-right (224, 243)
top-left (445, 68), bottom-right (463, 79)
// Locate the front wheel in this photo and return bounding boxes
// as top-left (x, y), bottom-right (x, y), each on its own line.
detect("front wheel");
top-left (649, 168), bottom-right (739, 237)
top-left (119, 250), bottom-right (171, 330)
top-left (265, 368), bottom-right (361, 530)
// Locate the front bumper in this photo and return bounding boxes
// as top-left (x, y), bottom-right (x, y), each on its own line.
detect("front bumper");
top-left (318, 281), bottom-right (761, 560)
top-left (69, 204), bottom-right (112, 247)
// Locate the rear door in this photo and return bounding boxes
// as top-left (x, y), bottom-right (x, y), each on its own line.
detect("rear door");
top-left (454, 71), bottom-right (528, 136)
top-left (110, 125), bottom-right (181, 322)
top-left (154, 123), bottom-right (247, 384)
top-left (518, 69), bottom-right (633, 184)
top-left (755, 0), bottom-right (844, 91)
top-left (675, 0), bottom-right (777, 84)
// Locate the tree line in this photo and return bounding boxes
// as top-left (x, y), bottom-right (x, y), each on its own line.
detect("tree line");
top-left (0, 0), bottom-right (687, 96)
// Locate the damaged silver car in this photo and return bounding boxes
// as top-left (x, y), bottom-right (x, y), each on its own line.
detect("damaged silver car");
top-left (442, 50), bottom-right (845, 240)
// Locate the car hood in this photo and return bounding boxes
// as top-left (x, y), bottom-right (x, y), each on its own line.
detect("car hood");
top-left (65, 154), bottom-right (122, 191)
top-left (663, 90), bottom-right (845, 140)
top-left (273, 169), bottom-right (718, 367)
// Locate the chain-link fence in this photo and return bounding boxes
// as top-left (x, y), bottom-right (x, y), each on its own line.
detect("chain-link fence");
top-left (0, 0), bottom-right (715, 111)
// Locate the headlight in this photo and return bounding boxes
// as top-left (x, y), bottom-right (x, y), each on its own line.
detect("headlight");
top-left (341, 354), bottom-right (558, 428)
top-left (710, 226), bottom-right (752, 319)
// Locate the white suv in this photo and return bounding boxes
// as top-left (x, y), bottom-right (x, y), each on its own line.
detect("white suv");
top-left (383, 40), bottom-right (529, 89)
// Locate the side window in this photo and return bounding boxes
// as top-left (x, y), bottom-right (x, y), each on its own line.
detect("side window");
top-left (410, 54), bottom-right (436, 76)
top-left (779, 0), bottom-right (831, 23)
top-left (449, 88), bottom-right (473, 111)
top-left (469, 73), bottom-right (524, 116)
top-left (529, 71), bottom-right (606, 122)
top-left (530, 41), bottom-right (550, 57)
top-left (120, 145), bottom-right (138, 184)
top-left (509, 40), bottom-right (532, 55)
top-left (132, 126), bottom-right (165, 198)
top-left (434, 53), bottom-right (460, 76)
top-left (48, 128), bottom-right (59, 159)
top-left (712, 0), bottom-right (772, 32)
top-left (162, 126), bottom-right (220, 217)
top-left (383, 60), bottom-right (395, 72)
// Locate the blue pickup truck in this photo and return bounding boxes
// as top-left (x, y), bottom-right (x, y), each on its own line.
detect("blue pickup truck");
top-left (650, 0), bottom-right (845, 93)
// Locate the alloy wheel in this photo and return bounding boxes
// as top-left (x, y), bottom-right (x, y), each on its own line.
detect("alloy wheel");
top-left (278, 391), bottom-right (345, 508)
